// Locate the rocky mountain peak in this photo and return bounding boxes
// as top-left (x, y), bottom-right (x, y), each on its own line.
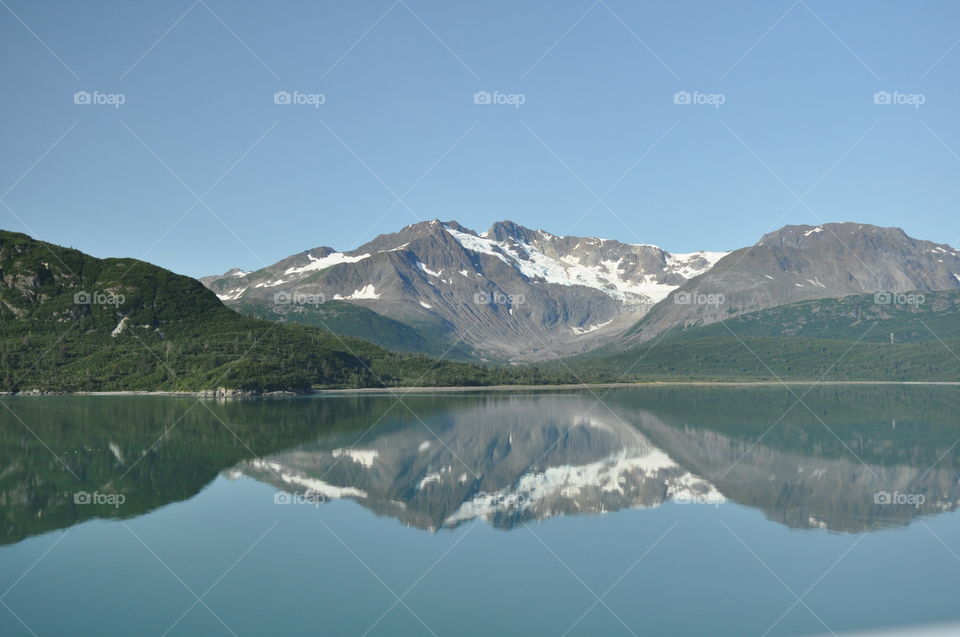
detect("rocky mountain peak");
top-left (485, 220), bottom-right (537, 244)
top-left (757, 223), bottom-right (910, 248)
top-left (627, 223), bottom-right (960, 343)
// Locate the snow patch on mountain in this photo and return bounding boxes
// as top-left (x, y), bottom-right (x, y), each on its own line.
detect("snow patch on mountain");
top-left (111, 317), bottom-right (128, 337)
top-left (571, 319), bottom-right (613, 335)
top-left (444, 225), bottom-right (727, 304)
top-left (334, 284), bottom-right (380, 300)
top-left (417, 262), bottom-right (441, 277)
top-left (216, 288), bottom-right (246, 301)
top-left (332, 448), bottom-right (379, 468)
top-left (667, 252), bottom-right (728, 278)
top-left (444, 227), bottom-right (512, 264)
top-left (284, 252), bottom-right (370, 276)
top-left (254, 279), bottom-right (291, 288)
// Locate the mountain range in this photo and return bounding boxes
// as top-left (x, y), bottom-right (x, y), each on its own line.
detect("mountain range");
top-left (201, 220), bottom-right (727, 360)
top-left (202, 220), bottom-right (960, 363)
top-left (4, 218), bottom-right (960, 393)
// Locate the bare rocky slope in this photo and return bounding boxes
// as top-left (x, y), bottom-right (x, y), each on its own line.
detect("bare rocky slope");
top-left (623, 223), bottom-right (960, 343)
top-left (202, 220), bottom-right (725, 361)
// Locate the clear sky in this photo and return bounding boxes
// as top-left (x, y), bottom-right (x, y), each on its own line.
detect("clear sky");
top-left (2, 0), bottom-right (959, 277)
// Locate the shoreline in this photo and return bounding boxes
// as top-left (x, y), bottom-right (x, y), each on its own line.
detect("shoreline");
top-left (4, 380), bottom-right (959, 397)
top-left (313, 380), bottom-right (960, 394)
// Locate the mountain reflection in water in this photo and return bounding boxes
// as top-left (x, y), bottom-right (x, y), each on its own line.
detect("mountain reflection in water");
top-left (2, 386), bottom-right (958, 545)
top-left (235, 388), bottom-right (960, 534)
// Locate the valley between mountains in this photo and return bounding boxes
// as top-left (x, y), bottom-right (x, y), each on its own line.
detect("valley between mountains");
top-left (3, 219), bottom-right (960, 392)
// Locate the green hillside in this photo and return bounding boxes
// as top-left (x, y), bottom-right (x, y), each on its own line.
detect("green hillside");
top-left (659, 290), bottom-right (960, 344)
top-left (232, 297), bottom-right (477, 361)
top-left (565, 335), bottom-right (960, 382)
top-left (561, 288), bottom-right (960, 383)
top-left (0, 231), bottom-right (565, 392)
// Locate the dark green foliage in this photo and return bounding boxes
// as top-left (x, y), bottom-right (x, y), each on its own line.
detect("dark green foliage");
top-left (659, 290), bottom-right (960, 344)
top-left (0, 231), bottom-right (568, 392)
top-left (563, 336), bottom-right (960, 382)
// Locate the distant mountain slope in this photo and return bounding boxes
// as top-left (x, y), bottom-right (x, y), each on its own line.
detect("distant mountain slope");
top-left (623, 223), bottom-right (960, 343)
top-left (659, 289), bottom-right (960, 344)
top-left (0, 231), bottom-right (565, 392)
top-left (562, 336), bottom-right (960, 382)
top-left (202, 219), bottom-right (725, 361)
top-left (232, 297), bottom-right (476, 361)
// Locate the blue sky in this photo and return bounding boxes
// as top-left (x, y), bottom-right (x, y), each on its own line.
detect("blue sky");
top-left (2, 0), bottom-right (959, 277)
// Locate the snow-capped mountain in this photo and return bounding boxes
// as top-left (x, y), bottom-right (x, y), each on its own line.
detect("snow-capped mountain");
top-left (202, 220), bottom-right (726, 360)
top-left (203, 220), bottom-right (960, 360)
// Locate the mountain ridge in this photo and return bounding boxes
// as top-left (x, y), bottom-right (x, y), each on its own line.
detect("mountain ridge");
top-left (202, 219), bottom-right (960, 362)
top-left (202, 219), bottom-right (727, 361)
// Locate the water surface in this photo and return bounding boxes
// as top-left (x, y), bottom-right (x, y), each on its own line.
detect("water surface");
top-left (1, 387), bottom-right (958, 636)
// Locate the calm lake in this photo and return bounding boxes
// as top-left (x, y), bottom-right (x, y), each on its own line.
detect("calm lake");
top-left (1, 386), bottom-right (959, 636)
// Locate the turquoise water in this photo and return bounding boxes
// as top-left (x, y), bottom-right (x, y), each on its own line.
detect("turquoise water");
top-left (1, 387), bottom-right (959, 636)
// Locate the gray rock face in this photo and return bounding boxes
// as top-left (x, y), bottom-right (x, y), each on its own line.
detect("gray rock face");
top-left (624, 222), bottom-right (960, 342)
top-left (201, 220), bottom-right (725, 361)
